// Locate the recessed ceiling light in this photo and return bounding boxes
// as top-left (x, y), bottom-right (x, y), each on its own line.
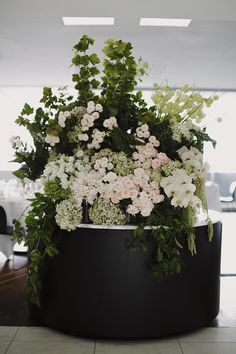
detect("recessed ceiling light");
top-left (62, 17), bottom-right (114, 26)
top-left (139, 18), bottom-right (192, 27)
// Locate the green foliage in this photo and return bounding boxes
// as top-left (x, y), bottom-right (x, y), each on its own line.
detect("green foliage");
top-left (109, 127), bottom-right (144, 156)
top-left (192, 127), bottom-right (217, 152)
top-left (21, 103), bottom-right (34, 116)
top-left (44, 179), bottom-right (70, 201)
top-left (151, 227), bottom-right (183, 277)
top-left (71, 35), bottom-right (100, 105)
top-left (100, 39), bottom-right (148, 132)
top-left (12, 147), bottom-right (49, 181)
top-left (208, 218), bottom-right (214, 242)
top-left (12, 193), bottom-right (59, 306)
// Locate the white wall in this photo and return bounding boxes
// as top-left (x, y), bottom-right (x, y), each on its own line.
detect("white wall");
top-left (202, 91), bottom-right (236, 173)
top-left (143, 90), bottom-right (236, 173)
top-left (0, 87), bottom-right (43, 170)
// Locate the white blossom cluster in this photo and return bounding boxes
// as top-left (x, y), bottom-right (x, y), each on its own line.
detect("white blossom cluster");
top-left (160, 145), bottom-right (208, 209)
top-left (136, 124), bottom-right (150, 139)
top-left (135, 123), bottom-right (160, 147)
top-left (54, 131), bottom-right (168, 220)
top-left (89, 200), bottom-right (126, 225)
top-left (94, 156), bottom-right (114, 175)
top-left (160, 169), bottom-right (200, 208)
top-left (178, 146), bottom-right (209, 178)
top-left (80, 102), bottom-right (102, 132)
top-left (171, 120), bottom-right (200, 142)
top-left (103, 116), bottom-right (118, 130)
top-left (88, 129), bottom-right (106, 150)
top-left (43, 154), bottom-right (77, 189)
top-left (133, 141), bottom-right (170, 172)
top-left (58, 111), bottom-right (71, 128)
top-left (76, 102), bottom-right (103, 143)
top-left (70, 163), bottom-right (164, 218)
top-left (72, 170), bottom-right (103, 206)
top-left (55, 198), bottom-right (82, 231)
top-left (40, 104), bottom-right (211, 228)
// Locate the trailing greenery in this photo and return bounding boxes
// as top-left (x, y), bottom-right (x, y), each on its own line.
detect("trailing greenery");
top-left (13, 193), bottom-right (59, 306)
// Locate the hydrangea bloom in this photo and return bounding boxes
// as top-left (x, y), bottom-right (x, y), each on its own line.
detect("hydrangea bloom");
top-left (55, 198), bottom-right (82, 231)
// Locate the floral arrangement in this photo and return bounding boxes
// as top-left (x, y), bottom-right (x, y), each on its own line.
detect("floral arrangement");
top-left (12, 35), bottom-right (218, 305)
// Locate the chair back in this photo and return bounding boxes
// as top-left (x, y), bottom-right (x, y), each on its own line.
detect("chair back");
top-left (0, 206), bottom-right (7, 234)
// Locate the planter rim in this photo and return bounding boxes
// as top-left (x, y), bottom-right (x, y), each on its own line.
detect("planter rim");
top-left (77, 209), bottom-right (221, 230)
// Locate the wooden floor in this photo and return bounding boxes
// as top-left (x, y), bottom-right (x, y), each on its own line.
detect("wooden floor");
top-left (0, 252), bottom-right (33, 325)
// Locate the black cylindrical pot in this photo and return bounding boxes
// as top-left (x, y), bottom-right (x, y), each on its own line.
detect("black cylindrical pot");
top-left (30, 219), bottom-right (222, 339)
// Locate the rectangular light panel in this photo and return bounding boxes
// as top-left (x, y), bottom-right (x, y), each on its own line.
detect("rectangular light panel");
top-left (63, 17), bottom-right (115, 26)
top-left (140, 18), bottom-right (192, 27)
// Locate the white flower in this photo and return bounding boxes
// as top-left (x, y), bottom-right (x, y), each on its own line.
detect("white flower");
top-left (100, 157), bottom-right (109, 168)
top-left (55, 198), bottom-right (82, 231)
top-left (103, 172), bottom-right (117, 182)
top-left (87, 101), bottom-right (95, 114)
top-left (78, 133), bottom-right (89, 141)
top-left (103, 117), bottom-right (118, 130)
top-left (161, 168), bottom-right (198, 208)
top-left (134, 167), bottom-right (147, 179)
top-left (140, 207), bottom-right (153, 217)
top-left (149, 135), bottom-right (160, 147)
top-left (136, 124), bottom-right (151, 139)
top-left (127, 204), bottom-right (139, 215)
top-left (58, 111), bottom-right (70, 128)
top-left (95, 103), bottom-right (103, 112)
top-left (9, 136), bottom-right (23, 149)
top-left (92, 111), bottom-right (99, 120)
top-left (136, 127), bottom-right (144, 138)
top-left (107, 162), bottom-right (114, 170)
top-left (141, 124), bottom-right (149, 132)
top-left (143, 130), bottom-right (150, 139)
top-left (45, 134), bottom-right (60, 146)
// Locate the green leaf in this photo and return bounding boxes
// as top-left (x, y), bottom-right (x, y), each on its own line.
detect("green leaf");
top-left (90, 53), bottom-right (100, 65)
top-left (21, 103), bottom-right (34, 116)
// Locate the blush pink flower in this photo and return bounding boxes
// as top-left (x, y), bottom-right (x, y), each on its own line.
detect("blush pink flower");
top-left (127, 204), bottom-right (139, 215)
top-left (152, 159), bottom-right (161, 169)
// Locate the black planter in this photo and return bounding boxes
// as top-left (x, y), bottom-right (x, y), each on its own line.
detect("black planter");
top-left (30, 218), bottom-right (222, 339)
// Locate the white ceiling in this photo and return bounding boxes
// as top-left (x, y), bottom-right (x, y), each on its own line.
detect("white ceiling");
top-left (1, 0), bottom-right (236, 90)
